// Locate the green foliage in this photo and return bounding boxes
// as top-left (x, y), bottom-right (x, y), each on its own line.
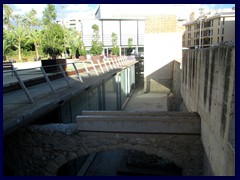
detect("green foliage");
top-left (3, 29), bottom-right (17, 55)
top-left (3, 4), bottom-right (13, 29)
top-left (127, 37), bottom-right (133, 55)
top-left (90, 24), bottom-right (103, 56)
top-left (42, 4), bottom-right (57, 26)
top-left (65, 27), bottom-right (83, 57)
top-left (128, 37), bottom-right (133, 48)
top-left (111, 32), bottom-right (119, 55)
top-left (42, 24), bottom-right (64, 59)
top-left (79, 43), bottom-right (87, 56)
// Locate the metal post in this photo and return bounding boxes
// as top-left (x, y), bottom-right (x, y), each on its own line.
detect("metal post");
top-left (72, 63), bottom-right (83, 82)
top-left (13, 70), bottom-right (34, 103)
top-left (40, 67), bottom-right (56, 93)
top-left (90, 60), bottom-right (99, 76)
top-left (97, 60), bottom-right (104, 74)
top-left (59, 64), bottom-right (71, 87)
top-left (103, 59), bottom-right (109, 72)
top-left (118, 57), bottom-right (123, 67)
top-left (114, 57), bottom-right (120, 68)
top-left (83, 61), bottom-right (91, 77)
top-left (110, 58), bottom-right (117, 69)
top-left (107, 58), bottom-right (113, 70)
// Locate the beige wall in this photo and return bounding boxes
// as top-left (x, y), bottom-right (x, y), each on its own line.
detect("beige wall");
top-left (181, 44), bottom-right (235, 175)
top-left (144, 15), bottom-right (182, 92)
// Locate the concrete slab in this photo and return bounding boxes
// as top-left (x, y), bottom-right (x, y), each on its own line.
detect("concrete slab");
top-left (124, 89), bottom-right (168, 111)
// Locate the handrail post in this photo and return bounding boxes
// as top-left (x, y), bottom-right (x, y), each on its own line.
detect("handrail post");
top-left (117, 57), bottom-right (123, 67)
top-left (107, 58), bottom-right (113, 70)
top-left (13, 70), bottom-right (34, 103)
top-left (72, 62), bottom-right (83, 82)
top-left (59, 64), bottom-right (71, 88)
top-left (97, 60), bottom-right (104, 74)
top-left (90, 60), bottom-right (99, 76)
top-left (103, 59), bottom-right (109, 72)
top-left (40, 67), bottom-right (56, 93)
top-left (110, 58), bottom-right (117, 69)
top-left (83, 61), bottom-right (91, 77)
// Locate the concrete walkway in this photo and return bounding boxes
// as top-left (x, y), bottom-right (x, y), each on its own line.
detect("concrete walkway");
top-left (81, 82), bottom-right (169, 176)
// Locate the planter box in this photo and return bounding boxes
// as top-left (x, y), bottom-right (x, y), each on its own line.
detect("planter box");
top-left (79, 56), bottom-right (87, 61)
top-left (41, 59), bottom-right (67, 73)
top-left (91, 55), bottom-right (104, 63)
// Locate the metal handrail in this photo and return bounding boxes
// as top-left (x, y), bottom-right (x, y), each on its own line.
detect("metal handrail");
top-left (3, 56), bottom-right (134, 103)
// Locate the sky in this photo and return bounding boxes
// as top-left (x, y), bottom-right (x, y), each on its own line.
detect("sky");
top-left (7, 4), bottom-right (235, 20)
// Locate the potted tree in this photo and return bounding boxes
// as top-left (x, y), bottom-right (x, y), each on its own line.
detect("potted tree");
top-left (127, 37), bottom-right (133, 55)
top-left (110, 32), bottom-right (119, 58)
top-left (90, 24), bottom-right (103, 62)
top-left (41, 23), bottom-right (66, 73)
top-left (78, 41), bottom-right (87, 60)
top-left (65, 27), bottom-right (82, 59)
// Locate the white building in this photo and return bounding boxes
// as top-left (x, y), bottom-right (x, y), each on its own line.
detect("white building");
top-left (182, 8), bottom-right (235, 48)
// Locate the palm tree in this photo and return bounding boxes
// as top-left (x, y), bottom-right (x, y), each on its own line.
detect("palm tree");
top-left (11, 14), bottom-right (29, 61)
top-left (3, 4), bottom-right (13, 29)
top-left (25, 9), bottom-right (41, 59)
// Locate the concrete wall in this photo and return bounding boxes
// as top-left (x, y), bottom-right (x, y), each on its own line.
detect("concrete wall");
top-left (181, 43), bottom-right (235, 175)
top-left (4, 123), bottom-right (203, 176)
top-left (144, 15), bottom-right (182, 93)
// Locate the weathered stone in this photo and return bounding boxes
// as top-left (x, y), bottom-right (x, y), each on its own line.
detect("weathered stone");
top-left (54, 154), bottom-right (67, 167)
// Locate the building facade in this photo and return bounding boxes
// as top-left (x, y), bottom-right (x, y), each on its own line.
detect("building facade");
top-left (56, 4), bottom-right (191, 56)
top-left (182, 9), bottom-right (235, 48)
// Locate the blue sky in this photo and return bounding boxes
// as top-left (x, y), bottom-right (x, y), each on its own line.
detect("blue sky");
top-left (8, 4), bottom-right (235, 20)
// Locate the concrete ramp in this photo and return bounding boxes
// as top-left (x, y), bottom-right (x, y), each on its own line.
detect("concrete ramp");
top-left (76, 111), bottom-right (200, 134)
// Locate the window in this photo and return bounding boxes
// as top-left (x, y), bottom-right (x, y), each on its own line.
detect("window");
top-left (217, 37), bottom-right (219, 43)
top-left (218, 29), bottom-right (219, 35)
top-left (222, 36), bottom-right (224, 42)
top-left (211, 37), bottom-right (213, 44)
top-left (188, 33), bottom-right (191, 39)
top-left (222, 28), bottom-right (224, 34)
top-left (223, 17), bottom-right (225, 25)
top-left (188, 26), bottom-right (191, 31)
top-left (218, 18), bottom-right (220, 25)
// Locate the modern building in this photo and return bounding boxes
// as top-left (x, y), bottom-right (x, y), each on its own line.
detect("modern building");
top-left (56, 18), bottom-right (82, 32)
top-left (182, 8), bottom-right (235, 48)
top-left (56, 4), bottom-right (192, 56)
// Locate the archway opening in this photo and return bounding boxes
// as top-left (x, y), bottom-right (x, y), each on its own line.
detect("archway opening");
top-left (56, 150), bottom-right (182, 176)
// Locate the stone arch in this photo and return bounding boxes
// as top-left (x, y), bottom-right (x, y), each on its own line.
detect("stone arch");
top-left (43, 131), bottom-right (203, 176)
top-left (4, 124), bottom-right (203, 176)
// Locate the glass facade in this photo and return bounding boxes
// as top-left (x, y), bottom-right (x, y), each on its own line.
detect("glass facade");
top-left (68, 65), bottom-right (136, 123)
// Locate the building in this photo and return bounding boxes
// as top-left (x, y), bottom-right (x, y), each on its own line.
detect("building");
top-left (182, 8), bottom-right (235, 48)
top-left (56, 18), bottom-right (82, 32)
top-left (57, 4), bottom-right (192, 56)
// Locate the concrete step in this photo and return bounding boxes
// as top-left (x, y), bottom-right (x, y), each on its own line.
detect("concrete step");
top-left (82, 110), bottom-right (199, 117)
top-left (76, 114), bottom-right (200, 134)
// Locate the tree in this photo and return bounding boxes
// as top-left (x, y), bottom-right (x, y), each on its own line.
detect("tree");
top-left (42, 4), bottom-right (57, 27)
top-left (42, 24), bottom-right (64, 59)
top-left (25, 9), bottom-right (41, 59)
top-left (65, 28), bottom-right (82, 58)
top-left (3, 4), bottom-right (13, 29)
top-left (9, 14), bottom-right (29, 61)
top-left (90, 24), bottom-right (103, 56)
top-left (78, 41), bottom-right (87, 56)
top-left (111, 32), bottom-right (119, 55)
top-left (127, 37), bottom-right (133, 55)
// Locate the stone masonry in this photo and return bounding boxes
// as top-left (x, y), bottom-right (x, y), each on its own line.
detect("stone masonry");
top-left (4, 123), bottom-right (203, 176)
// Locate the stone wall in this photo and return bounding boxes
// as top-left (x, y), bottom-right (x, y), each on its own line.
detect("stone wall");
top-left (4, 123), bottom-right (203, 176)
top-left (181, 43), bottom-right (235, 175)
